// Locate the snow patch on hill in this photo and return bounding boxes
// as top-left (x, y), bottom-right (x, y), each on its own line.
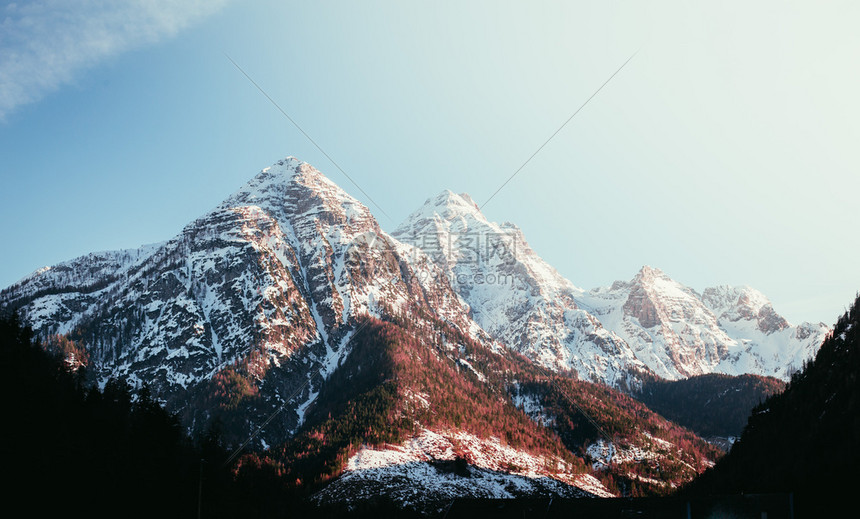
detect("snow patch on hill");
top-left (315, 428), bottom-right (613, 511)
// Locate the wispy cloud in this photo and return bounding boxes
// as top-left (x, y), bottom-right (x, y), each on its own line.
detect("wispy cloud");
top-left (0, 0), bottom-right (228, 119)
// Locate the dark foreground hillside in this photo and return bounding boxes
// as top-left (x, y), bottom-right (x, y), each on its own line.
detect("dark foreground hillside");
top-left (0, 314), bottom-right (306, 518)
top-left (684, 293), bottom-right (860, 513)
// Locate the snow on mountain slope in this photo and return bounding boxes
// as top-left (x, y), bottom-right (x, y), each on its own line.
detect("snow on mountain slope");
top-left (393, 191), bottom-right (650, 389)
top-left (702, 285), bottom-right (829, 380)
top-left (576, 266), bottom-right (735, 380)
top-left (394, 192), bottom-right (827, 384)
top-left (0, 158), bottom-right (479, 445)
top-left (314, 428), bottom-right (611, 512)
top-left (577, 267), bottom-right (828, 380)
top-left (586, 433), bottom-right (713, 491)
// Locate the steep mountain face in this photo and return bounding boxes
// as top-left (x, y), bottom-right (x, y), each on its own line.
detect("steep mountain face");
top-left (0, 158), bottom-right (476, 447)
top-left (392, 191), bottom-right (650, 390)
top-left (687, 293), bottom-right (860, 509)
top-left (577, 267), bottom-right (828, 381)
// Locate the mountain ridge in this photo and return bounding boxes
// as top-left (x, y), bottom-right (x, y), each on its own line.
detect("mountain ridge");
top-left (395, 191), bottom-right (828, 385)
top-left (578, 265), bottom-right (828, 380)
top-left (0, 158), bottom-right (485, 448)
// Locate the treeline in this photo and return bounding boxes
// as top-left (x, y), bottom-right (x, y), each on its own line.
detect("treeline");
top-left (632, 372), bottom-right (785, 438)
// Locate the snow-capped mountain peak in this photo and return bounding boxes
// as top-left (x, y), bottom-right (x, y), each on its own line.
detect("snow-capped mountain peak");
top-left (630, 265), bottom-right (693, 295)
top-left (220, 157), bottom-right (377, 233)
top-left (396, 190), bottom-right (488, 236)
top-left (431, 189), bottom-right (480, 211)
top-left (0, 156), bottom-right (482, 445)
top-left (635, 264), bottom-right (667, 281)
top-left (394, 193), bottom-right (650, 389)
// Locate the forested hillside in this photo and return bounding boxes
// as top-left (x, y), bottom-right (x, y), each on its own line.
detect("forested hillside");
top-left (239, 310), bottom-right (720, 500)
top-left (632, 373), bottom-right (785, 438)
top-left (686, 294), bottom-right (860, 510)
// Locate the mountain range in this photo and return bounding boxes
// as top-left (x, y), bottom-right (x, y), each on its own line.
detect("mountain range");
top-left (394, 190), bottom-right (827, 384)
top-left (0, 157), bottom-right (829, 509)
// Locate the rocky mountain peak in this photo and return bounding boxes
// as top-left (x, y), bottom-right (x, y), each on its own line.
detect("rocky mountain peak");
top-left (634, 265), bottom-right (671, 285)
top-left (395, 190), bottom-right (488, 238)
top-left (219, 157), bottom-right (378, 235)
top-left (226, 156), bottom-right (304, 202)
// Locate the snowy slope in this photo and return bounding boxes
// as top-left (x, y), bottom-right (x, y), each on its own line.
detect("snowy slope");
top-left (393, 191), bottom-right (650, 389)
top-left (577, 267), bottom-right (828, 380)
top-left (702, 285), bottom-right (829, 380)
top-left (315, 428), bottom-right (611, 512)
top-left (394, 193), bottom-right (827, 384)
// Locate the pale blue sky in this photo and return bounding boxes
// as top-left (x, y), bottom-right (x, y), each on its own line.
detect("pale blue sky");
top-left (1, 1), bottom-right (858, 325)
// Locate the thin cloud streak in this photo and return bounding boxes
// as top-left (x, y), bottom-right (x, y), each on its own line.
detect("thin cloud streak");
top-left (0, 0), bottom-right (228, 119)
